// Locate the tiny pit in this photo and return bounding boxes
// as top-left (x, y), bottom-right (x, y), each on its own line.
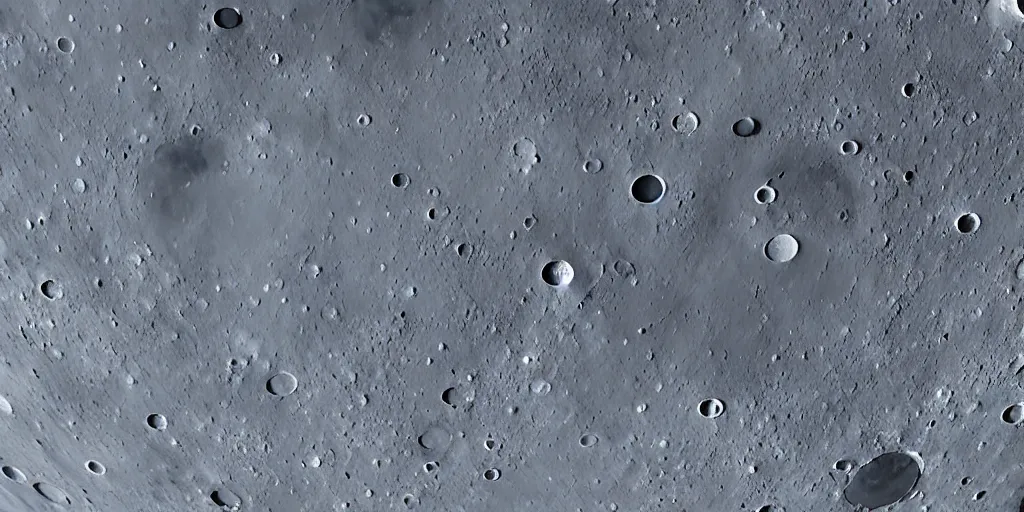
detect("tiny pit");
top-left (483, 468), bottom-right (501, 481)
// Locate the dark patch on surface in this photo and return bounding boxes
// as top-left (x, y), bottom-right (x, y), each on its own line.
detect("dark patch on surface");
top-left (350, 0), bottom-right (438, 43)
top-left (140, 138), bottom-right (215, 225)
top-left (768, 149), bottom-right (857, 230)
top-left (135, 137), bottom-right (230, 270)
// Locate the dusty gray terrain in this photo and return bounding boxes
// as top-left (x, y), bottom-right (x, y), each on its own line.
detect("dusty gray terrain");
top-left (1, 0), bottom-right (1024, 510)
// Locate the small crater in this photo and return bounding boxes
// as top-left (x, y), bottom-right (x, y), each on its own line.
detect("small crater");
top-left (974, 490), bottom-right (987, 500)
top-left (85, 460), bottom-right (106, 475)
top-left (56, 37), bottom-right (74, 53)
top-left (530, 379), bottom-right (552, 395)
top-left (582, 158), bottom-right (603, 174)
top-left (834, 459), bottom-right (855, 473)
top-left (579, 434), bottom-right (599, 448)
top-left (1002, 403), bottom-right (1024, 424)
top-left (1, 466), bottom-right (26, 483)
top-left (456, 243), bottom-right (473, 258)
top-left (541, 260), bottom-right (574, 288)
top-left (146, 413), bottom-right (168, 431)
top-left (843, 452), bottom-right (921, 510)
top-left (213, 8), bottom-right (243, 29)
top-left (0, 395), bottom-right (11, 414)
top-left (33, 482), bottom-right (71, 505)
top-left (72, 178), bottom-right (87, 193)
top-left (403, 494), bottom-right (419, 508)
top-left (613, 259), bottom-right (635, 277)
top-left (523, 216), bottom-right (537, 230)
top-left (40, 279), bottom-right (63, 300)
top-left (671, 112), bottom-right (700, 135)
top-left (512, 138), bottom-right (539, 165)
top-left (391, 173), bottom-right (410, 188)
top-left (484, 438), bottom-right (496, 450)
top-left (956, 212), bottom-right (980, 234)
top-left (903, 170), bottom-right (915, 183)
top-left (764, 234), bottom-right (799, 263)
top-left (697, 398), bottom-right (725, 418)
top-left (417, 426), bottom-right (451, 452)
top-left (631, 174), bottom-right (666, 204)
top-left (754, 185), bottom-right (777, 205)
top-left (211, 488), bottom-right (242, 509)
top-left (423, 461), bottom-right (438, 473)
top-left (840, 140), bottom-right (860, 155)
top-left (266, 371), bottom-right (298, 396)
top-left (901, 82), bottom-right (916, 98)
top-left (357, 114), bottom-right (372, 127)
top-left (732, 117), bottom-right (760, 137)
top-left (483, 468), bottom-right (501, 481)
top-left (441, 387), bottom-right (457, 408)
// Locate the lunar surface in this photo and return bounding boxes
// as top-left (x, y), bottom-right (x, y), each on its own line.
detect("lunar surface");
top-left (1, 1), bottom-right (1024, 511)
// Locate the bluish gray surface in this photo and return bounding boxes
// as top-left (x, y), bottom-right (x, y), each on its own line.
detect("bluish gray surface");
top-left (1, 0), bottom-right (1024, 510)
